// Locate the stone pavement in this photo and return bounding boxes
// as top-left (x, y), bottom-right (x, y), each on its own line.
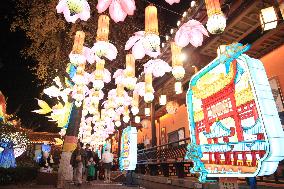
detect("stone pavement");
top-left (0, 180), bottom-right (143, 189)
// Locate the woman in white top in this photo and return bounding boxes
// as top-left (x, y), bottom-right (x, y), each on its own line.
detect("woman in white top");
top-left (101, 147), bottom-right (113, 183)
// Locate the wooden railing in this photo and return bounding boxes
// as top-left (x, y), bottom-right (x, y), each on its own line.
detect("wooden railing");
top-left (136, 138), bottom-right (194, 178)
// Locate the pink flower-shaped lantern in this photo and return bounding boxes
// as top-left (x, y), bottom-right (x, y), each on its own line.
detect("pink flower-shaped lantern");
top-left (125, 31), bottom-right (160, 60)
top-left (144, 59), bottom-right (172, 78)
top-left (96, 0), bottom-right (136, 23)
top-left (175, 19), bottom-right (209, 48)
top-left (56, 0), bottom-right (90, 23)
top-left (165, 0), bottom-right (180, 5)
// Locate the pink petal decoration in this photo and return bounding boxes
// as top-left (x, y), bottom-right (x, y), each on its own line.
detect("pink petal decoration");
top-left (105, 43), bottom-right (118, 61)
top-left (145, 49), bottom-right (160, 59)
top-left (91, 41), bottom-right (118, 61)
top-left (120, 0), bottom-right (136, 15)
top-left (175, 19), bottom-right (209, 48)
top-left (132, 40), bottom-right (146, 60)
top-left (125, 31), bottom-right (144, 50)
top-left (83, 47), bottom-right (95, 64)
top-left (56, 0), bottom-right (90, 23)
top-left (103, 69), bottom-right (112, 83)
top-left (134, 82), bottom-right (145, 97)
top-left (109, 0), bottom-right (127, 23)
top-left (144, 59), bottom-right (171, 78)
top-left (96, 0), bottom-right (112, 13)
top-left (108, 89), bottom-right (117, 98)
top-left (56, 0), bottom-right (66, 13)
top-left (113, 69), bottom-right (125, 84)
top-left (165, 0), bottom-right (181, 5)
top-left (96, 0), bottom-right (136, 23)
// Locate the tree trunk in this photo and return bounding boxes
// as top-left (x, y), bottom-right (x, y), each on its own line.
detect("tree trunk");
top-left (57, 106), bottom-right (82, 188)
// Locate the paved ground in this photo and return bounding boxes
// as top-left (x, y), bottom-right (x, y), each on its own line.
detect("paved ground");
top-left (0, 180), bottom-right (144, 189)
top-left (1, 178), bottom-right (284, 189)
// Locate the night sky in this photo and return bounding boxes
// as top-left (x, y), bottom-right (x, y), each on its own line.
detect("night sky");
top-left (0, 0), bottom-right (190, 132)
top-left (0, 0), bottom-right (55, 132)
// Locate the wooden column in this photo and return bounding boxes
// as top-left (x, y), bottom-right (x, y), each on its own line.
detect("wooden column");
top-left (151, 101), bottom-right (157, 147)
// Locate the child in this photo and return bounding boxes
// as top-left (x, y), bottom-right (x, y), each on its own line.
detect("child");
top-left (87, 157), bottom-right (96, 181)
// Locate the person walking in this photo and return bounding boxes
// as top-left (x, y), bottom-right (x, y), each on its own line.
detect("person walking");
top-left (93, 151), bottom-right (100, 180)
top-left (101, 147), bottom-right (113, 183)
top-left (70, 142), bottom-right (86, 186)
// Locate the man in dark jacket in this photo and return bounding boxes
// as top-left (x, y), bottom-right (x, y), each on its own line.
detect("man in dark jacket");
top-left (70, 142), bottom-right (86, 186)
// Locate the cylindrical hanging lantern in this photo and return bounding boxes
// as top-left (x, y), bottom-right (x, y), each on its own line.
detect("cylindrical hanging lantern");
top-left (145, 73), bottom-right (153, 93)
top-left (145, 107), bottom-right (150, 117)
top-left (260, 6), bottom-right (278, 31)
top-left (100, 108), bottom-right (106, 120)
top-left (95, 59), bottom-right (105, 80)
top-left (217, 45), bottom-right (227, 57)
top-left (131, 92), bottom-right (139, 115)
top-left (175, 81), bottom-right (183, 94)
top-left (135, 116), bottom-right (141, 123)
top-left (125, 54), bottom-right (135, 78)
top-left (144, 73), bottom-right (154, 103)
top-left (171, 42), bottom-right (183, 67)
top-left (117, 84), bottom-right (124, 97)
top-left (132, 92), bottom-right (139, 107)
top-left (72, 31), bottom-right (85, 54)
top-left (171, 42), bottom-right (185, 80)
top-left (159, 95), bottom-right (167, 106)
top-left (145, 5), bottom-right (159, 35)
top-left (96, 15), bottom-right (110, 41)
top-left (205, 0), bottom-right (226, 34)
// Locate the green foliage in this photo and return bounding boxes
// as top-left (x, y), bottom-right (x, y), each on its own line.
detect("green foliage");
top-left (11, 0), bottom-right (169, 86)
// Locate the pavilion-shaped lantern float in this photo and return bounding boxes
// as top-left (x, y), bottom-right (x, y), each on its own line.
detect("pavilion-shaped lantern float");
top-left (185, 43), bottom-right (284, 182)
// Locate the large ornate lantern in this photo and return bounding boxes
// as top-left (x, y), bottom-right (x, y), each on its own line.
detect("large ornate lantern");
top-left (96, 15), bottom-right (110, 41)
top-left (70, 31), bottom-right (86, 65)
top-left (205, 0), bottom-right (226, 34)
top-left (124, 54), bottom-right (137, 90)
top-left (144, 73), bottom-right (154, 103)
top-left (135, 116), bottom-right (141, 123)
top-left (131, 92), bottom-right (139, 115)
top-left (144, 5), bottom-right (160, 55)
top-left (171, 42), bottom-right (185, 80)
top-left (260, 6), bottom-right (278, 31)
top-left (145, 108), bottom-right (150, 117)
top-left (159, 95), bottom-right (167, 106)
top-left (93, 59), bottom-right (105, 90)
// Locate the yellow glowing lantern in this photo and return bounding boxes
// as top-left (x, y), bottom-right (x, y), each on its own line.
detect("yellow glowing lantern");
top-left (159, 95), bottom-right (167, 106)
top-left (175, 81), bottom-right (183, 94)
top-left (96, 15), bottom-right (110, 41)
top-left (260, 6), bottom-right (278, 31)
top-left (94, 59), bottom-right (105, 80)
top-left (101, 108), bottom-right (106, 119)
top-left (117, 84), bottom-right (124, 97)
top-left (217, 45), bottom-right (227, 57)
top-left (125, 54), bottom-right (135, 78)
top-left (132, 92), bottom-right (139, 107)
top-left (72, 31), bottom-right (85, 54)
top-left (145, 73), bottom-right (153, 93)
top-left (145, 5), bottom-right (159, 35)
top-left (205, 0), bottom-right (226, 34)
top-left (135, 116), bottom-right (141, 123)
top-left (145, 107), bottom-right (150, 116)
top-left (171, 42), bottom-right (185, 80)
top-left (144, 73), bottom-right (154, 103)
